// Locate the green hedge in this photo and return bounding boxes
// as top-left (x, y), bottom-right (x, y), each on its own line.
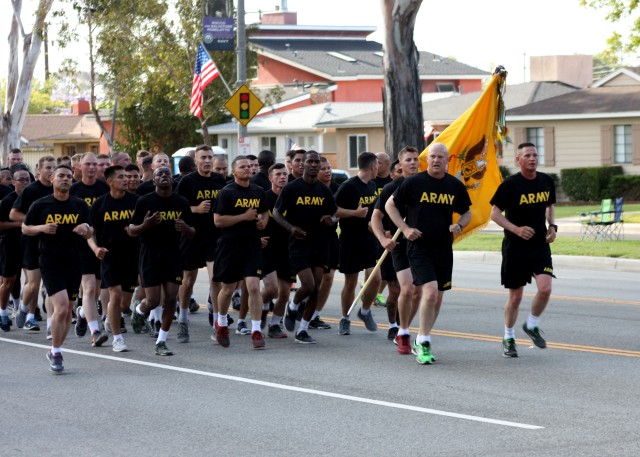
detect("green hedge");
top-left (560, 166), bottom-right (624, 201)
top-left (609, 175), bottom-right (640, 200)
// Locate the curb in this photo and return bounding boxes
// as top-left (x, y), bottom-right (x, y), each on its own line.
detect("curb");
top-left (454, 251), bottom-right (640, 273)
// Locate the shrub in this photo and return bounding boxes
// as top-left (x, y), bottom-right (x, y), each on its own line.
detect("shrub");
top-left (560, 166), bottom-right (624, 201)
top-left (609, 175), bottom-right (640, 200)
top-left (499, 165), bottom-right (511, 178)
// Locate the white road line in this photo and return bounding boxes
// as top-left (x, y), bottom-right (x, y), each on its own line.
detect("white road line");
top-left (1, 337), bottom-right (543, 430)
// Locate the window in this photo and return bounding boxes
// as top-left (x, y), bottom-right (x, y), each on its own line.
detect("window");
top-left (261, 136), bottom-right (276, 154)
top-left (614, 125), bottom-right (632, 164)
top-left (348, 134), bottom-right (367, 168)
top-left (526, 128), bottom-right (545, 165)
top-left (65, 145), bottom-right (77, 155)
top-left (436, 82), bottom-right (456, 93)
top-left (221, 138), bottom-right (228, 149)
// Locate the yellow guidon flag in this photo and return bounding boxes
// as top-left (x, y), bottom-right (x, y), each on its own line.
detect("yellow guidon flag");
top-left (419, 66), bottom-right (508, 242)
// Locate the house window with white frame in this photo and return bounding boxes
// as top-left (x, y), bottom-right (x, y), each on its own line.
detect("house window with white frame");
top-left (261, 136), bottom-right (276, 154)
top-left (526, 127), bottom-right (545, 165)
top-left (348, 134), bottom-right (367, 169)
top-left (614, 124), bottom-right (632, 164)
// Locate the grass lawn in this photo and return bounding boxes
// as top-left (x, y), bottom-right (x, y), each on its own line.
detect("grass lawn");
top-left (454, 233), bottom-right (640, 259)
top-left (555, 203), bottom-right (640, 220)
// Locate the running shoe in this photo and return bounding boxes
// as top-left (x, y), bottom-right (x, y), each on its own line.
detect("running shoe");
top-left (75, 311), bottom-right (88, 337)
top-left (96, 299), bottom-right (103, 316)
top-left (412, 340), bottom-right (435, 365)
top-left (104, 318), bottom-right (113, 333)
top-left (15, 309), bottom-right (27, 329)
top-left (47, 351), bottom-right (64, 373)
top-left (309, 316), bottom-right (331, 330)
top-left (260, 309), bottom-right (268, 330)
top-left (267, 324), bottom-right (287, 339)
top-left (235, 321), bottom-right (250, 335)
top-left (294, 330), bottom-right (316, 344)
top-left (357, 308), bottom-right (378, 331)
top-left (34, 306), bottom-right (44, 321)
top-left (231, 291), bottom-right (241, 310)
top-left (251, 331), bottom-right (266, 349)
top-left (296, 299), bottom-right (306, 321)
top-left (208, 311), bottom-right (214, 327)
top-left (0, 315), bottom-right (11, 332)
top-left (112, 338), bottom-right (129, 352)
top-left (153, 320), bottom-right (161, 338)
top-left (189, 298), bottom-right (200, 313)
top-left (387, 326), bottom-right (399, 341)
top-left (227, 315), bottom-right (234, 326)
top-left (503, 338), bottom-right (518, 358)
top-left (91, 330), bottom-right (108, 347)
top-left (155, 341), bottom-right (173, 356)
top-left (216, 323), bottom-right (230, 347)
top-left (24, 317), bottom-right (40, 331)
top-left (177, 322), bottom-right (190, 343)
top-left (522, 324), bottom-right (546, 348)
top-left (374, 293), bottom-right (386, 307)
top-left (338, 318), bottom-right (351, 335)
top-left (394, 334), bottom-right (411, 355)
top-left (284, 304), bottom-right (297, 332)
top-left (131, 311), bottom-right (147, 334)
top-left (46, 328), bottom-right (52, 340)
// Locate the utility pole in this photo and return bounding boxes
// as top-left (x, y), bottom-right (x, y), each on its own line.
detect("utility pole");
top-left (236, 0), bottom-right (249, 158)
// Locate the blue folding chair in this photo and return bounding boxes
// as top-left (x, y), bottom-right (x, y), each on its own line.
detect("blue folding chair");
top-left (579, 198), bottom-right (624, 241)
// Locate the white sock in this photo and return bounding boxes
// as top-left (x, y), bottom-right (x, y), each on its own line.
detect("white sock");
top-left (0, 308), bottom-right (7, 317)
top-left (217, 314), bottom-right (228, 327)
top-left (179, 308), bottom-right (189, 323)
top-left (20, 304), bottom-right (28, 313)
top-left (51, 346), bottom-right (62, 354)
top-left (136, 304), bottom-right (144, 316)
top-left (271, 314), bottom-right (282, 326)
top-left (526, 314), bottom-right (540, 330)
top-left (504, 326), bottom-right (515, 339)
top-left (88, 320), bottom-right (100, 333)
top-left (11, 297), bottom-right (21, 308)
top-left (156, 329), bottom-right (168, 343)
top-left (152, 307), bottom-right (162, 321)
top-left (79, 307), bottom-right (86, 319)
top-left (262, 302), bottom-right (270, 311)
top-left (417, 334), bottom-right (431, 344)
top-left (46, 318), bottom-right (51, 330)
top-left (312, 311), bottom-right (320, 320)
top-left (288, 300), bottom-right (299, 311)
top-left (298, 319), bottom-right (310, 333)
top-left (398, 328), bottom-right (410, 336)
top-left (389, 322), bottom-right (398, 328)
top-left (251, 320), bottom-right (261, 332)
top-left (359, 307), bottom-right (370, 315)
top-left (113, 334), bottom-right (124, 342)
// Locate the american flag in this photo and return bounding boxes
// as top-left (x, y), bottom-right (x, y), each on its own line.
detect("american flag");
top-left (190, 44), bottom-right (220, 118)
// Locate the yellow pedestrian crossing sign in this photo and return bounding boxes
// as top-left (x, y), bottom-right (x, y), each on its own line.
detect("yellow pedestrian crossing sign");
top-left (224, 84), bottom-right (264, 126)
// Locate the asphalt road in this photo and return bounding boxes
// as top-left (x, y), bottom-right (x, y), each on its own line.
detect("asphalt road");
top-left (1, 261), bottom-right (639, 456)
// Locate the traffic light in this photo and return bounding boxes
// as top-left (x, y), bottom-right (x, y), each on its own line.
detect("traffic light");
top-left (239, 93), bottom-right (250, 120)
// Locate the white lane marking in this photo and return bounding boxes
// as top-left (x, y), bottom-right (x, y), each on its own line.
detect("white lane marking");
top-left (1, 337), bottom-right (542, 430)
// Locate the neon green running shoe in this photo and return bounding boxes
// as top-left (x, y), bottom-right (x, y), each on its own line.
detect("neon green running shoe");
top-left (412, 340), bottom-right (435, 365)
top-left (374, 293), bottom-right (386, 307)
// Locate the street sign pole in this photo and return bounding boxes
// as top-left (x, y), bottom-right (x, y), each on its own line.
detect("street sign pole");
top-left (236, 0), bottom-right (247, 160)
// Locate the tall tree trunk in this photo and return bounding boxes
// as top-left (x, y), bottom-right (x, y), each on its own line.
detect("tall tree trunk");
top-left (381, 0), bottom-right (425, 160)
top-left (1, 0), bottom-right (54, 163)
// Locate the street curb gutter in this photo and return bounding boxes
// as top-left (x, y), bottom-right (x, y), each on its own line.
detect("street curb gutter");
top-left (454, 251), bottom-right (640, 273)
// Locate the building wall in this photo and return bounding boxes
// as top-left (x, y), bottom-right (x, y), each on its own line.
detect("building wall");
top-left (505, 118), bottom-right (640, 176)
top-left (255, 56), bottom-right (329, 86)
top-left (333, 127), bottom-right (385, 171)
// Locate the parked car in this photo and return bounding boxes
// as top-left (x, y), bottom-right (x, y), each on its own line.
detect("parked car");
top-left (331, 169), bottom-right (350, 187)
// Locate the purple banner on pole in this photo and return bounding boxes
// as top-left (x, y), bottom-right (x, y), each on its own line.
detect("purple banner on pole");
top-left (203, 17), bottom-right (234, 51)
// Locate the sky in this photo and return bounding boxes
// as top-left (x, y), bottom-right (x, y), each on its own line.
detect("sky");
top-left (0, 0), bottom-right (636, 86)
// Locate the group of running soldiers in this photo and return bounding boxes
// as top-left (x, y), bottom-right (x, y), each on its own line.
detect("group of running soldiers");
top-left (0, 141), bottom-right (557, 373)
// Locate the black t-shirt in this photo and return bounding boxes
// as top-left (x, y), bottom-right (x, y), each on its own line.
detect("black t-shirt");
top-left (264, 189), bottom-right (289, 254)
top-left (0, 185), bottom-right (12, 200)
top-left (70, 180), bottom-right (110, 207)
top-left (374, 177), bottom-right (404, 233)
top-left (490, 172), bottom-right (556, 245)
top-left (136, 179), bottom-right (178, 196)
top-left (373, 175), bottom-right (393, 197)
top-left (393, 171), bottom-right (472, 245)
top-left (251, 171), bottom-right (271, 191)
top-left (213, 182), bottom-right (267, 242)
top-left (90, 192), bottom-right (140, 254)
top-left (175, 171), bottom-right (226, 234)
top-left (130, 192), bottom-right (193, 253)
top-left (13, 180), bottom-right (53, 214)
top-left (24, 195), bottom-right (90, 258)
top-left (334, 176), bottom-right (377, 235)
top-left (0, 191), bottom-right (20, 243)
top-left (274, 178), bottom-right (336, 237)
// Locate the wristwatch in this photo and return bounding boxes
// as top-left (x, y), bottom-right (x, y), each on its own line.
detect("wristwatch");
top-left (548, 224), bottom-right (558, 232)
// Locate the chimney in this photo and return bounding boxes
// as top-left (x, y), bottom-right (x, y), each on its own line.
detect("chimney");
top-left (72, 98), bottom-right (91, 115)
top-left (261, 12), bottom-right (297, 25)
top-left (529, 55), bottom-right (594, 88)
